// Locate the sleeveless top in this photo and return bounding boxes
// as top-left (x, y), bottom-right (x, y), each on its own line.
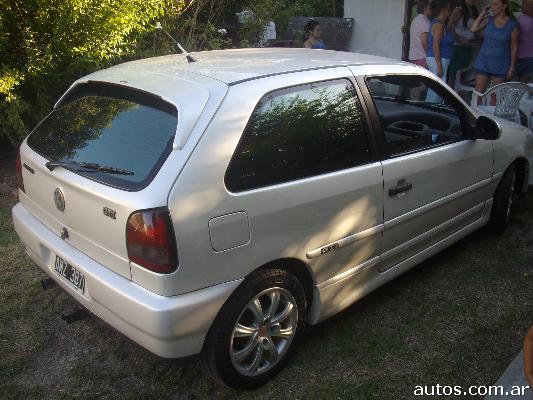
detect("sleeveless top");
top-left (518, 14), bottom-right (533, 59)
top-left (478, 17), bottom-right (518, 58)
top-left (310, 41), bottom-right (327, 50)
top-left (474, 16), bottom-right (518, 75)
top-left (454, 17), bottom-right (475, 44)
top-left (427, 19), bottom-right (454, 59)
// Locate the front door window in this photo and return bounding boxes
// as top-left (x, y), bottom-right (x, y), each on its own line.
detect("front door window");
top-left (365, 75), bottom-right (472, 157)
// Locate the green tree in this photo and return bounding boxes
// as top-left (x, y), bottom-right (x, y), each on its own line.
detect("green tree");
top-left (234, 0), bottom-right (343, 48)
top-left (0, 0), bottom-right (184, 146)
top-left (0, 0), bottom-right (343, 148)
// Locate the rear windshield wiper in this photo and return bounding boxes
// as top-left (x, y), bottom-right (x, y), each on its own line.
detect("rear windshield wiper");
top-left (45, 160), bottom-right (134, 175)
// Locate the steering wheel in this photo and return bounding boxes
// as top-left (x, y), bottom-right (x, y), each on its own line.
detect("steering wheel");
top-left (386, 120), bottom-right (432, 138)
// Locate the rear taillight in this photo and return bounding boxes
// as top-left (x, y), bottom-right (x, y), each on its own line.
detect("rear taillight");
top-left (126, 208), bottom-right (177, 274)
top-left (16, 152), bottom-right (25, 193)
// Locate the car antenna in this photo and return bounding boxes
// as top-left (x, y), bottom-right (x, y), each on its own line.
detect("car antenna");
top-left (155, 22), bottom-right (197, 63)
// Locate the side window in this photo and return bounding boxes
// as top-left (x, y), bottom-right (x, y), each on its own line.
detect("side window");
top-left (366, 75), bottom-right (468, 157)
top-left (225, 79), bottom-right (372, 192)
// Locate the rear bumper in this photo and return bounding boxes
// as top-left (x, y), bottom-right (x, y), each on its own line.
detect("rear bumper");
top-left (12, 203), bottom-right (241, 358)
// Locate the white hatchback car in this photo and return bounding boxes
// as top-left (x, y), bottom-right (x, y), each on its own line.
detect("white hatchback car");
top-left (12, 49), bottom-right (532, 388)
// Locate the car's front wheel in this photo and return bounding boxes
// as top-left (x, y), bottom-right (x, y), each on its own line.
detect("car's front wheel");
top-left (489, 164), bottom-right (516, 234)
top-left (203, 268), bottom-right (306, 389)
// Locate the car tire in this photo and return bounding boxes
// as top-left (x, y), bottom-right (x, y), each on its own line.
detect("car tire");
top-left (203, 268), bottom-right (307, 389)
top-left (489, 164), bottom-right (516, 234)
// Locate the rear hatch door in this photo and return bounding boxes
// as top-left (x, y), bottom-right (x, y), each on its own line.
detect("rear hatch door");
top-left (19, 82), bottom-right (195, 279)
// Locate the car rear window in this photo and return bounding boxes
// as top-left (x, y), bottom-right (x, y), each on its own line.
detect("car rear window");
top-left (27, 86), bottom-right (178, 191)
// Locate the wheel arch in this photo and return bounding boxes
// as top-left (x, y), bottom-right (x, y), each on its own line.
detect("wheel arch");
top-left (255, 258), bottom-right (315, 310)
top-left (514, 157), bottom-right (530, 194)
top-left (202, 257), bottom-right (316, 350)
top-left (201, 258), bottom-right (315, 387)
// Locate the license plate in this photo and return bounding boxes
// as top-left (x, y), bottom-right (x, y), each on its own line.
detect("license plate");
top-left (54, 256), bottom-right (85, 294)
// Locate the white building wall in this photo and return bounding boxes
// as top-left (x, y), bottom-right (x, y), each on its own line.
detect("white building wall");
top-left (344, 0), bottom-right (407, 60)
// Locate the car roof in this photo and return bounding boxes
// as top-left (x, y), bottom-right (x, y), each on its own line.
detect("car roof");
top-left (81, 48), bottom-right (406, 86)
top-left (56, 49), bottom-right (411, 149)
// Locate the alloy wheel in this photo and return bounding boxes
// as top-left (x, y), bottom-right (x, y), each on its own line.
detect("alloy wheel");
top-left (230, 287), bottom-right (298, 377)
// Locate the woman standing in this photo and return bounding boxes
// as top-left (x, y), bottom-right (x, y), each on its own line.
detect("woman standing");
top-left (448, 0), bottom-right (480, 88)
top-left (426, 0), bottom-right (454, 102)
top-left (409, 0), bottom-right (432, 68)
top-left (303, 20), bottom-right (326, 50)
top-left (517, 0), bottom-right (533, 83)
top-left (471, 0), bottom-right (519, 95)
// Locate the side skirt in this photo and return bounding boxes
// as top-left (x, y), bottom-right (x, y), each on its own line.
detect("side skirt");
top-left (308, 200), bottom-right (493, 325)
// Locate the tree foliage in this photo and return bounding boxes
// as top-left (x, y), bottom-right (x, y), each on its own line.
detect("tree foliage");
top-left (0, 0), bottom-right (183, 146)
top-left (251, 0), bottom-right (342, 36)
top-left (0, 0), bottom-right (342, 148)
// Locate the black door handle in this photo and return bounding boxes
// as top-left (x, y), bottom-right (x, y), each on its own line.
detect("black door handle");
top-left (389, 182), bottom-right (413, 197)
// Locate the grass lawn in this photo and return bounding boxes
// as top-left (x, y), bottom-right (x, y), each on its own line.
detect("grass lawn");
top-left (1, 189), bottom-right (532, 399)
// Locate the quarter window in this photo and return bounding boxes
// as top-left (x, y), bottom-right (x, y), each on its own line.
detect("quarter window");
top-left (366, 75), bottom-right (469, 157)
top-left (225, 79), bottom-right (372, 192)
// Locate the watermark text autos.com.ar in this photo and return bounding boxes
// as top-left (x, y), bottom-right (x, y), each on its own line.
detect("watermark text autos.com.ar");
top-left (414, 384), bottom-right (531, 396)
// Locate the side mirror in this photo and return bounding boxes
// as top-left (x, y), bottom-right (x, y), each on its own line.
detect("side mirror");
top-left (473, 116), bottom-right (501, 140)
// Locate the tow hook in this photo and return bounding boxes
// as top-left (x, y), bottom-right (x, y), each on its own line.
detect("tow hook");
top-left (61, 308), bottom-right (90, 324)
top-left (41, 277), bottom-right (57, 290)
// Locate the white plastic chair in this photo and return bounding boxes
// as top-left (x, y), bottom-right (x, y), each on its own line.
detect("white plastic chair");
top-left (518, 84), bottom-right (533, 186)
top-left (470, 82), bottom-right (530, 124)
top-left (454, 61), bottom-right (476, 99)
top-left (518, 83), bottom-right (533, 129)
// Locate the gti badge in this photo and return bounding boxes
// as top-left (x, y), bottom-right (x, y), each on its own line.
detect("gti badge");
top-left (54, 188), bottom-right (65, 212)
top-left (103, 207), bottom-right (116, 220)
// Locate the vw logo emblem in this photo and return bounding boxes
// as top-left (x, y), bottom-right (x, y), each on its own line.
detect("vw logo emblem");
top-left (54, 188), bottom-right (65, 212)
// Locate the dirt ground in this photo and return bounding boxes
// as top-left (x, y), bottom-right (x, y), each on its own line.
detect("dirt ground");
top-left (0, 152), bottom-right (17, 197)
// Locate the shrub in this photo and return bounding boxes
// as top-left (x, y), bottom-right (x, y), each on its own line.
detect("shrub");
top-left (0, 0), bottom-right (184, 147)
top-left (0, 0), bottom-right (342, 149)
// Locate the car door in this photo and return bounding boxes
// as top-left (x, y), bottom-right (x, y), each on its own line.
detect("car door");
top-left (357, 73), bottom-right (494, 271)
top-left (168, 68), bottom-right (385, 296)
top-left (221, 75), bottom-right (384, 285)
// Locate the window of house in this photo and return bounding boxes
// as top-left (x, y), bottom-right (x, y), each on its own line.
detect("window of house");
top-left (225, 79), bottom-right (372, 192)
top-left (365, 75), bottom-right (470, 157)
